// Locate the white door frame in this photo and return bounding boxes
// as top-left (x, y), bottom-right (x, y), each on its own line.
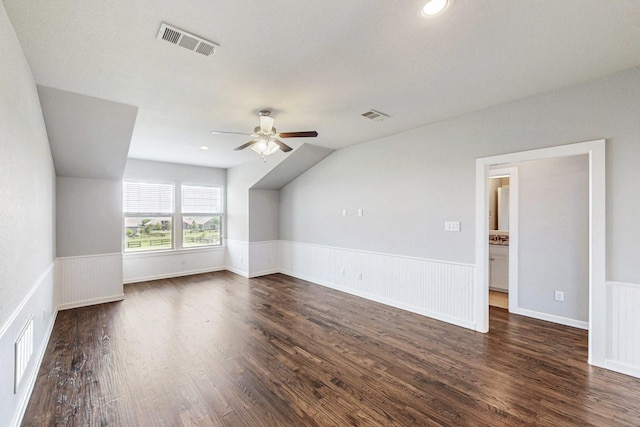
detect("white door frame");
top-left (488, 167), bottom-right (519, 312)
top-left (475, 139), bottom-right (606, 368)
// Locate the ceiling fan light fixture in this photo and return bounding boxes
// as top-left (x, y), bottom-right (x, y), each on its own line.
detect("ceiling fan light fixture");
top-left (217, 109), bottom-right (316, 159)
top-left (251, 139), bottom-right (279, 156)
top-left (421, 0), bottom-right (452, 17)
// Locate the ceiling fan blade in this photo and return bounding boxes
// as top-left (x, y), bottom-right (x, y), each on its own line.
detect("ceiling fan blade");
top-left (211, 130), bottom-right (254, 136)
top-left (278, 131), bottom-right (318, 138)
top-left (273, 139), bottom-right (293, 152)
top-left (260, 116), bottom-right (275, 133)
top-left (234, 140), bottom-right (258, 151)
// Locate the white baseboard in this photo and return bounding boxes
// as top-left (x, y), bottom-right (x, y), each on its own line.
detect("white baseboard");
top-left (226, 266), bottom-right (249, 278)
top-left (248, 269), bottom-right (280, 278)
top-left (57, 294), bottom-right (125, 311)
top-left (510, 307), bottom-right (589, 330)
top-left (605, 359), bottom-right (640, 379)
top-left (123, 267), bottom-right (226, 285)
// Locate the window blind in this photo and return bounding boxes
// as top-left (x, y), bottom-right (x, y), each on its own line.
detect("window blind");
top-left (123, 182), bottom-right (174, 213)
top-left (182, 185), bottom-right (222, 213)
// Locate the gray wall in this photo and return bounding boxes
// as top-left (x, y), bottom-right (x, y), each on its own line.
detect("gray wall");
top-left (280, 66), bottom-right (640, 284)
top-left (226, 153), bottom-right (288, 242)
top-left (249, 190), bottom-right (279, 242)
top-left (124, 158), bottom-right (226, 185)
top-left (0, 5), bottom-right (56, 326)
top-left (56, 177), bottom-right (123, 257)
top-left (227, 145), bottom-right (334, 243)
top-left (515, 155), bottom-right (589, 321)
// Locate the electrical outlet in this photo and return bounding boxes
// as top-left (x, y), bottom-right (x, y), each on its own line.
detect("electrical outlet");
top-left (240, 257), bottom-right (243, 264)
top-left (340, 268), bottom-right (345, 276)
top-left (358, 208), bottom-right (363, 217)
top-left (357, 272), bottom-right (363, 280)
top-left (555, 290), bottom-right (565, 302)
top-left (342, 209), bottom-right (347, 216)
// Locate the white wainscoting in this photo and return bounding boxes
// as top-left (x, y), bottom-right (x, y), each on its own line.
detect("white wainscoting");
top-left (249, 241), bottom-right (280, 278)
top-left (606, 281), bottom-right (640, 378)
top-left (0, 263), bottom-right (56, 427)
top-left (226, 239), bottom-right (249, 277)
top-left (57, 253), bottom-right (124, 310)
top-left (123, 248), bottom-right (226, 284)
top-left (279, 241), bottom-right (476, 330)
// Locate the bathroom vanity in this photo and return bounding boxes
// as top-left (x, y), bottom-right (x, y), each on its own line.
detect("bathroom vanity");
top-left (489, 231), bottom-right (509, 292)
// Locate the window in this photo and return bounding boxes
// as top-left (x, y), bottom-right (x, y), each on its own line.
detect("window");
top-left (182, 185), bottom-right (222, 247)
top-left (124, 182), bottom-right (174, 252)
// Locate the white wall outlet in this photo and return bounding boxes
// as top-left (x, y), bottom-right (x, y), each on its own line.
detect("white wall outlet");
top-left (340, 268), bottom-right (345, 276)
top-left (342, 209), bottom-right (347, 216)
top-left (240, 257), bottom-right (243, 264)
top-left (555, 290), bottom-right (565, 302)
top-left (358, 208), bottom-right (363, 217)
top-left (357, 272), bottom-right (363, 280)
top-left (445, 221), bottom-right (461, 232)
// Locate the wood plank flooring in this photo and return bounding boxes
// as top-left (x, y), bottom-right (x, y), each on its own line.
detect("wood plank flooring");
top-left (489, 290), bottom-right (508, 309)
top-left (22, 272), bottom-right (640, 426)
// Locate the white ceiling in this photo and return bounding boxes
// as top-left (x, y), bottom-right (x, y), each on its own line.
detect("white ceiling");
top-left (5, 0), bottom-right (640, 169)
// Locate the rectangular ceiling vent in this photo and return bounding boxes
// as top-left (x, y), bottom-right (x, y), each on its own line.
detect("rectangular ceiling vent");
top-left (361, 109), bottom-right (390, 122)
top-left (157, 23), bottom-right (219, 57)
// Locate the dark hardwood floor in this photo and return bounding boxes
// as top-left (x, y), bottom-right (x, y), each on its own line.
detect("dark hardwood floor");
top-left (22, 272), bottom-right (640, 426)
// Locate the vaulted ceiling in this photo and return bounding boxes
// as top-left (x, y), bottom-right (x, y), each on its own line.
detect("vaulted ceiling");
top-left (5, 0), bottom-right (640, 169)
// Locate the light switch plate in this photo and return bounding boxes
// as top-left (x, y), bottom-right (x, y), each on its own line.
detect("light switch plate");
top-left (445, 221), bottom-right (461, 232)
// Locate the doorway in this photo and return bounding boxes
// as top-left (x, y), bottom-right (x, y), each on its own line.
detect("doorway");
top-left (474, 140), bottom-right (606, 368)
top-left (488, 167), bottom-right (517, 311)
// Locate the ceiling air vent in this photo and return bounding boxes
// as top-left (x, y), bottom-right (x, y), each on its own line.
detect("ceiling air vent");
top-left (361, 109), bottom-right (390, 122)
top-left (157, 23), bottom-right (220, 57)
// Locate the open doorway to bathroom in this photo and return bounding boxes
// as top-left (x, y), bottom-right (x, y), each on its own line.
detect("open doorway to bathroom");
top-left (488, 173), bottom-right (511, 310)
top-left (487, 167), bottom-right (518, 311)
top-left (475, 140), bottom-right (606, 367)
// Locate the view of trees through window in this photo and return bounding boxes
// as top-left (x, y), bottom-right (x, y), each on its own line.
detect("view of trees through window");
top-left (123, 182), bottom-right (223, 252)
top-left (125, 217), bottom-right (172, 251)
top-left (183, 215), bottom-right (221, 247)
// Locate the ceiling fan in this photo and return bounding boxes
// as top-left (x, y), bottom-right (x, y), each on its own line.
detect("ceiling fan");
top-left (211, 110), bottom-right (318, 159)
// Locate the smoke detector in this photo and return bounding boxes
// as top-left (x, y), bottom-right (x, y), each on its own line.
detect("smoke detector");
top-left (157, 23), bottom-right (220, 57)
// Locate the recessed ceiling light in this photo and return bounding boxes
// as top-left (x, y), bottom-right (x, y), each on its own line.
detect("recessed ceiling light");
top-left (200, 146), bottom-right (209, 150)
top-left (421, 0), bottom-right (452, 17)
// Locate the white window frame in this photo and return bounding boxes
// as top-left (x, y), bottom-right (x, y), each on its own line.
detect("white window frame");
top-left (180, 185), bottom-right (224, 248)
top-left (123, 181), bottom-right (175, 252)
